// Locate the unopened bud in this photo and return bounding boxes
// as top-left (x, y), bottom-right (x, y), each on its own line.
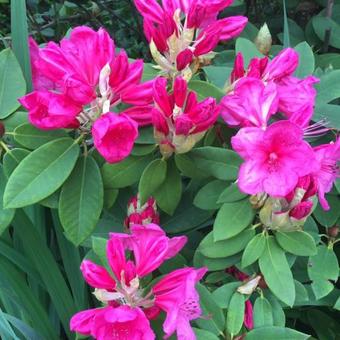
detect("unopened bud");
top-left (327, 226), bottom-right (339, 238)
top-left (0, 122), bottom-right (5, 138)
top-left (258, 276), bottom-right (268, 289)
top-left (255, 23), bottom-right (272, 55)
top-left (237, 276), bottom-right (261, 295)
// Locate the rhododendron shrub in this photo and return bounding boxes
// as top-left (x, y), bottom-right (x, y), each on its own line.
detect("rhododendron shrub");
top-left (0, 1), bottom-right (339, 339)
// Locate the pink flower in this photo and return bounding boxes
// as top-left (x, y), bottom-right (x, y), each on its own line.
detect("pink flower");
top-left (312, 138), bottom-right (340, 210)
top-left (152, 77), bottom-right (219, 156)
top-left (152, 267), bottom-right (207, 340)
top-left (277, 76), bottom-right (319, 128)
top-left (124, 195), bottom-right (160, 229)
top-left (232, 121), bottom-right (318, 197)
top-left (19, 91), bottom-right (81, 130)
top-left (92, 113), bottom-right (138, 163)
top-left (135, 0), bottom-right (247, 73)
top-left (71, 306), bottom-right (155, 340)
top-left (220, 77), bottom-right (278, 128)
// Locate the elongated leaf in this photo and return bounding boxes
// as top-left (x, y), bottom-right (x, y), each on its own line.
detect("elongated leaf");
top-left (235, 37), bottom-right (264, 66)
top-left (315, 70), bottom-right (340, 104)
top-left (253, 297), bottom-right (273, 328)
top-left (200, 229), bottom-right (255, 258)
top-left (227, 292), bottom-right (245, 336)
top-left (10, 0), bottom-right (32, 91)
top-left (101, 155), bottom-right (152, 189)
top-left (217, 182), bottom-right (247, 204)
top-left (294, 42), bottom-right (315, 78)
top-left (193, 328), bottom-right (219, 340)
top-left (154, 159), bottom-right (182, 215)
top-left (5, 313), bottom-right (44, 340)
top-left (275, 231), bottom-right (317, 256)
top-left (0, 49), bottom-right (26, 118)
top-left (282, 0), bottom-right (290, 48)
top-left (13, 211), bottom-right (76, 337)
top-left (0, 165), bottom-right (14, 233)
top-left (194, 180), bottom-right (225, 211)
top-left (241, 233), bottom-right (266, 268)
top-left (188, 80), bottom-right (225, 101)
top-left (4, 138), bottom-right (80, 208)
top-left (14, 123), bottom-right (67, 149)
top-left (59, 156), bottom-right (104, 245)
top-left (196, 284), bottom-right (225, 336)
top-left (246, 326), bottom-right (309, 339)
top-left (0, 307), bottom-right (20, 340)
top-left (212, 282), bottom-right (241, 308)
top-left (138, 158), bottom-right (167, 204)
top-left (213, 200), bottom-right (254, 241)
top-left (259, 236), bottom-right (295, 306)
top-left (2, 148), bottom-right (30, 178)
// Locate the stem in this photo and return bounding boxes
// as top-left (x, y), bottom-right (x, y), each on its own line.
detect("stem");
top-left (0, 140), bottom-right (10, 153)
top-left (323, 0), bottom-right (334, 53)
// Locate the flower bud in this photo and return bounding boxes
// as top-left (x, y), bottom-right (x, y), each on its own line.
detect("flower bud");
top-left (0, 122), bottom-right (5, 138)
top-left (327, 226), bottom-right (339, 238)
top-left (255, 23), bottom-right (272, 55)
top-left (124, 195), bottom-right (159, 229)
top-left (176, 49), bottom-right (194, 71)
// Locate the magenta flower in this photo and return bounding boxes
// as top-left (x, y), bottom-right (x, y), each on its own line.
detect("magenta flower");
top-left (152, 267), bottom-right (207, 340)
top-left (70, 224), bottom-right (205, 339)
top-left (312, 138), bottom-right (340, 210)
top-left (220, 77), bottom-right (278, 128)
top-left (152, 76), bottom-right (220, 157)
top-left (135, 0), bottom-right (247, 74)
top-left (232, 121), bottom-right (318, 197)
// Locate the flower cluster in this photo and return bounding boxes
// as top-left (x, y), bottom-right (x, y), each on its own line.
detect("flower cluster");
top-left (134, 0), bottom-right (247, 78)
top-left (19, 27), bottom-right (154, 163)
top-left (152, 76), bottom-right (220, 157)
top-left (221, 48), bottom-right (339, 228)
top-left (70, 224), bottom-right (206, 340)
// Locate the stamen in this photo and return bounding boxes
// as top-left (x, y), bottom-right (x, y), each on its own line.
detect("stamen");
top-left (304, 119), bottom-right (331, 138)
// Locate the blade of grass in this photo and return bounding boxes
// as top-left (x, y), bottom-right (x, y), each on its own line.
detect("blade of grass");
top-left (10, 0), bottom-right (32, 91)
top-left (282, 0), bottom-right (290, 48)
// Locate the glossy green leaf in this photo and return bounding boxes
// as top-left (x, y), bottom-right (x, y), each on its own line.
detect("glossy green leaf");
top-left (227, 292), bottom-right (245, 336)
top-left (235, 37), bottom-right (264, 67)
top-left (294, 41), bottom-right (315, 77)
top-left (314, 103), bottom-right (340, 130)
top-left (204, 66), bottom-right (232, 89)
top-left (194, 251), bottom-right (242, 271)
top-left (213, 199), bottom-right (254, 241)
top-left (154, 159), bottom-right (182, 215)
top-left (0, 48), bottom-right (26, 118)
top-left (139, 158), bottom-right (167, 205)
top-left (194, 180), bottom-right (225, 211)
top-left (189, 147), bottom-right (242, 181)
top-left (315, 69), bottom-right (340, 104)
top-left (193, 328), bottom-right (219, 340)
top-left (245, 326), bottom-right (309, 339)
top-left (103, 188), bottom-right (119, 209)
top-left (2, 148), bottom-right (29, 178)
top-left (175, 153), bottom-right (209, 179)
top-left (241, 233), bottom-right (266, 268)
top-left (259, 236), bottom-right (295, 306)
top-left (13, 123), bottom-right (67, 149)
top-left (217, 182), bottom-right (247, 204)
top-left (200, 229), bottom-right (255, 258)
top-left (313, 16), bottom-right (340, 49)
top-left (212, 282), bottom-right (241, 309)
top-left (101, 155), bottom-right (153, 189)
top-left (4, 138), bottom-right (80, 208)
top-left (253, 297), bottom-right (273, 328)
top-left (275, 231), bottom-right (317, 256)
top-left (188, 80), bottom-right (224, 101)
top-left (59, 156), bottom-right (104, 246)
top-left (313, 196), bottom-right (340, 227)
top-left (0, 165), bottom-right (15, 233)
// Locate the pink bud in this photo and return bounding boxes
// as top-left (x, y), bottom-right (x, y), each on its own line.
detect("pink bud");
top-left (230, 53), bottom-right (245, 83)
top-left (218, 16), bottom-right (248, 41)
top-left (289, 201), bottom-right (313, 220)
top-left (244, 300), bottom-right (254, 330)
top-left (176, 48), bottom-right (194, 71)
top-left (173, 77), bottom-right (188, 107)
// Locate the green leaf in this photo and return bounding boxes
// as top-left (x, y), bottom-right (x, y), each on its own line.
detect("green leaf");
top-left (259, 236), bottom-right (295, 306)
top-left (200, 229), bottom-right (255, 258)
top-left (211, 282), bottom-right (241, 308)
top-left (194, 251), bottom-right (242, 272)
top-left (159, 254), bottom-right (187, 275)
top-left (196, 284), bottom-right (225, 336)
top-left (217, 183), bottom-right (247, 204)
top-left (0, 165), bottom-right (15, 234)
top-left (308, 245), bottom-right (339, 299)
top-left (316, 53), bottom-right (340, 69)
top-left (154, 159), bottom-right (182, 215)
top-left (282, 0), bottom-right (290, 47)
top-left (102, 155), bottom-right (152, 189)
top-left (294, 280), bottom-right (309, 304)
top-left (189, 147), bottom-right (242, 181)
top-left (275, 231), bottom-right (317, 256)
top-left (2, 148), bottom-right (29, 178)
top-left (59, 156), bottom-right (104, 246)
top-left (312, 16), bottom-right (340, 49)
top-left (188, 80), bottom-right (225, 101)
top-left (213, 200), bottom-right (254, 241)
top-left (266, 295), bottom-right (286, 327)
top-left (245, 326), bottom-right (309, 339)
top-left (103, 188), bottom-right (119, 209)
top-left (294, 42), bottom-right (315, 77)
top-left (142, 63), bottom-right (159, 81)
top-left (4, 138), bottom-right (80, 208)
top-left (226, 292), bottom-right (245, 336)
top-left (315, 69), bottom-right (340, 104)
top-left (194, 180), bottom-right (225, 211)
top-left (92, 237), bottom-right (109, 268)
top-left (0, 49), bottom-right (26, 118)
top-left (241, 233), bottom-right (266, 268)
top-left (175, 153), bottom-right (209, 179)
top-left (253, 297), bottom-right (273, 328)
top-left (235, 37), bottom-right (264, 67)
top-left (314, 103), bottom-right (340, 130)
top-left (313, 196), bottom-right (340, 227)
top-left (334, 296), bottom-right (340, 311)
top-left (204, 66), bottom-right (232, 89)
top-left (13, 123), bottom-right (67, 149)
top-left (138, 158), bottom-right (167, 205)
top-left (10, 0), bottom-right (32, 91)
top-left (193, 328), bottom-right (219, 340)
